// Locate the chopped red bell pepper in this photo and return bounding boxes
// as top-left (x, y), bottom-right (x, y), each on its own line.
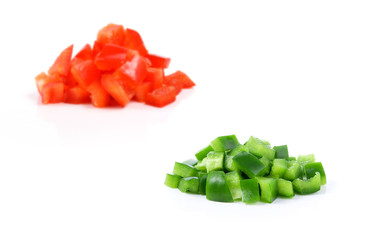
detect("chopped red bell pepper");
top-left (97, 24), bottom-right (125, 47)
top-left (64, 85), bottom-right (90, 104)
top-left (35, 24), bottom-right (194, 108)
top-left (70, 60), bottom-right (101, 89)
top-left (144, 67), bottom-right (164, 90)
top-left (147, 54), bottom-right (171, 69)
top-left (145, 85), bottom-right (176, 107)
top-left (124, 28), bottom-right (148, 56)
top-left (48, 45), bottom-right (73, 77)
top-left (94, 43), bottom-right (129, 71)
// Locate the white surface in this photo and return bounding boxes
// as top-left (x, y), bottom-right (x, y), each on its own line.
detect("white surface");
top-left (1, 0), bottom-right (365, 239)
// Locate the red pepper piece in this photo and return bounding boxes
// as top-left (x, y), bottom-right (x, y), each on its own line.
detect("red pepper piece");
top-left (124, 28), bottom-right (148, 56)
top-left (144, 67), bottom-right (164, 90)
top-left (145, 85), bottom-right (176, 107)
top-left (97, 24), bottom-right (125, 48)
top-left (165, 70), bottom-right (195, 89)
top-left (48, 45), bottom-right (73, 77)
top-left (146, 54), bottom-right (171, 69)
top-left (134, 82), bottom-right (151, 102)
top-left (94, 43), bottom-right (128, 71)
top-left (114, 51), bottom-right (148, 89)
top-left (87, 79), bottom-right (111, 108)
top-left (64, 85), bottom-right (90, 104)
top-left (101, 74), bottom-right (134, 107)
top-left (70, 60), bottom-right (101, 89)
top-left (41, 81), bottom-right (65, 104)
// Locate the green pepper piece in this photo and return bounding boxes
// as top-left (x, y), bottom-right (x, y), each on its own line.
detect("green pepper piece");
top-left (304, 162), bottom-right (326, 185)
top-left (195, 145), bottom-right (214, 161)
top-left (259, 156), bottom-right (272, 176)
top-left (164, 174), bottom-right (182, 188)
top-left (269, 159), bottom-right (288, 178)
top-left (233, 152), bottom-right (266, 179)
top-left (173, 162), bottom-right (198, 178)
top-left (210, 135), bottom-right (240, 152)
top-left (178, 177), bottom-right (200, 193)
top-left (183, 159), bottom-right (199, 166)
top-left (273, 145), bottom-right (289, 159)
top-left (277, 178), bottom-right (294, 198)
top-left (240, 179), bottom-right (260, 204)
top-left (297, 154), bottom-right (315, 166)
top-left (245, 136), bottom-right (275, 160)
top-left (206, 171), bottom-right (234, 202)
top-left (292, 172), bottom-right (321, 194)
top-left (283, 160), bottom-right (301, 181)
top-left (257, 177), bottom-right (278, 203)
top-left (198, 172), bottom-right (208, 195)
top-left (288, 156), bottom-right (296, 161)
top-left (224, 144), bottom-right (249, 172)
top-left (226, 171), bottom-right (243, 200)
top-left (195, 151), bottom-right (224, 173)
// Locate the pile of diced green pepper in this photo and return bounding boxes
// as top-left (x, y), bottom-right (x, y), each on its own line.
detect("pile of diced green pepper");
top-left (165, 135), bottom-right (326, 204)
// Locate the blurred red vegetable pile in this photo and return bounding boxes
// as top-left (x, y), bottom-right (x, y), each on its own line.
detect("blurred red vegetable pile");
top-left (35, 24), bottom-right (195, 108)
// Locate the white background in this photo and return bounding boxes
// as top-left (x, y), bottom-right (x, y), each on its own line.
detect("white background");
top-left (0, 0), bottom-right (364, 239)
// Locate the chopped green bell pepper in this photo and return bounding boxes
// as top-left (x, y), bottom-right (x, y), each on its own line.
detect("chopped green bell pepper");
top-left (277, 178), bottom-right (294, 198)
top-left (273, 145), bottom-right (289, 159)
top-left (198, 172), bottom-right (208, 195)
top-left (246, 136), bottom-right (275, 160)
top-left (259, 156), bottom-right (272, 176)
top-left (257, 177), bottom-right (278, 203)
top-left (240, 179), bottom-right (260, 204)
top-left (195, 145), bottom-right (214, 161)
top-left (211, 135), bottom-right (240, 152)
top-left (206, 171), bottom-right (234, 202)
top-left (195, 151), bottom-right (224, 172)
top-left (283, 160), bottom-right (301, 181)
top-left (183, 159), bottom-right (199, 166)
top-left (288, 156), bottom-right (296, 161)
top-left (269, 159), bottom-right (288, 178)
top-left (173, 162), bottom-right (198, 178)
top-left (292, 172), bottom-right (321, 194)
top-left (297, 154), bottom-right (315, 166)
top-left (224, 144), bottom-right (249, 172)
top-left (178, 177), bottom-right (200, 193)
top-left (304, 162), bottom-right (326, 185)
top-left (226, 170), bottom-right (243, 200)
top-left (233, 151), bottom-right (266, 179)
top-left (164, 174), bottom-right (182, 188)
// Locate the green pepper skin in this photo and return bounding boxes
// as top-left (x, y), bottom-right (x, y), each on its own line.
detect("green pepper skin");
top-left (164, 174), bottom-right (182, 188)
top-left (233, 152), bottom-right (266, 179)
top-left (195, 145), bottom-right (214, 161)
top-left (240, 179), bottom-right (260, 204)
top-left (210, 135), bottom-right (240, 152)
top-left (292, 172), bottom-right (321, 194)
top-left (198, 172), bottom-right (208, 195)
top-left (226, 171), bottom-right (243, 200)
top-left (183, 159), bottom-right (199, 166)
top-left (259, 157), bottom-right (272, 176)
top-left (206, 171), bottom-right (234, 202)
top-left (224, 144), bottom-right (249, 172)
top-left (173, 162), bottom-right (198, 178)
top-left (246, 136), bottom-right (275, 160)
top-left (178, 177), bottom-right (200, 193)
top-left (257, 177), bottom-right (278, 203)
top-left (273, 145), bottom-right (289, 159)
top-left (277, 178), bottom-right (294, 198)
top-left (304, 162), bottom-right (326, 185)
top-left (269, 159), bottom-right (288, 178)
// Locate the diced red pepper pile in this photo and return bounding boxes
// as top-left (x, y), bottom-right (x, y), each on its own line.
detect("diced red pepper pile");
top-left (35, 24), bottom-right (195, 108)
